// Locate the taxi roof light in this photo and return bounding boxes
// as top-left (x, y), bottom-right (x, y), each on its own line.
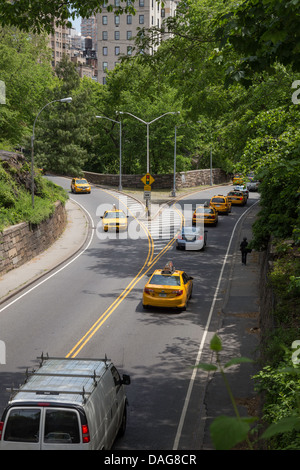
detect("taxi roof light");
top-left (162, 261), bottom-right (175, 274)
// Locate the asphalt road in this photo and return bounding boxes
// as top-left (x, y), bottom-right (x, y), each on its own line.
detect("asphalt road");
top-left (0, 177), bottom-right (259, 450)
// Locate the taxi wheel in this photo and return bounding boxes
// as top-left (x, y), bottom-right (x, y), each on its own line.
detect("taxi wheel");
top-left (142, 304), bottom-right (149, 309)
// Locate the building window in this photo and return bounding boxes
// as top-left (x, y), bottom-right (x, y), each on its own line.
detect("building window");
top-left (115, 31), bottom-right (120, 40)
top-left (103, 47), bottom-right (108, 56)
top-left (127, 15), bottom-right (132, 24)
top-left (103, 62), bottom-right (108, 71)
top-left (102, 16), bottom-right (108, 25)
top-left (102, 31), bottom-right (108, 40)
top-left (115, 15), bottom-right (120, 26)
top-left (103, 77), bottom-right (106, 85)
top-left (115, 0), bottom-right (120, 5)
top-left (139, 0), bottom-right (144, 6)
top-left (115, 46), bottom-right (120, 55)
top-left (127, 46), bottom-right (132, 55)
top-left (127, 31), bottom-right (132, 40)
top-left (161, 8), bottom-right (165, 17)
top-left (139, 15), bottom-right (144, 24)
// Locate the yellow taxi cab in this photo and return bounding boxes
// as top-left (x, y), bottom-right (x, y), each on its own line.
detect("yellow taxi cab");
top-left (227, 190), bottom-right (247, 206)
top-left (71, 178), bottom-right (91, 194)
top-left (192, 204), bottom-right (218, 226)
top-left (101, 205), bottom-right (128, 231)
top-left (232, 174), bottom-right (244, 185)
top-left (209, 195), bottom-right (232, 215)
top-left (142, 261), bottom-right (193, 311)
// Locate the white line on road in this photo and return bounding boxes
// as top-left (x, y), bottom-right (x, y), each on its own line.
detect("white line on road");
top-left (0, 199), bottom-right (95, 314)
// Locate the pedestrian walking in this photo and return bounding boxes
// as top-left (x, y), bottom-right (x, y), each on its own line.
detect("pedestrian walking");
top-left (240, 237), bottom-right (250, 265)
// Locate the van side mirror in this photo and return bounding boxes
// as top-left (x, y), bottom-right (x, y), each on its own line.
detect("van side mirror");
top-left (122, 374), bottom-right (131, 385)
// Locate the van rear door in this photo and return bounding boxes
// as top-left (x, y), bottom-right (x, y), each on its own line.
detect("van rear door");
top-left (41, 408), bottom-right (84, 450)
top-left (1, 406), bottom-right (87, 450)
top-left (0, 407), bottom-right (42, 450)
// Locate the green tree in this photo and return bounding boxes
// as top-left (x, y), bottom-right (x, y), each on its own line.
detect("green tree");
top-left (34, 55), bottom-right (94, 175)
top-left (236, 105), bottom-right (300, 248)
top-left (215, 0), bottom-right (300, 83)
top-left (0, 0), bottom-right (135, 34)
top-left (0, 25), bottom-right (55, 148)
top-left (86, 60), bottom-right (184, 175)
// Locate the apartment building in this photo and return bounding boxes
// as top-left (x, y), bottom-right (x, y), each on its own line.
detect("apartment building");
top-left (96, 0), bottom-right (177, 84)
top-left (49, 24), bottom-right (72, 68)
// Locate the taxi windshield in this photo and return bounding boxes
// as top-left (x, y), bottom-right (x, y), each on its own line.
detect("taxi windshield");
top-left (76, 179), bottom-right (88, 184)
top-left (149, 275), bottom-right (181, 286)
top-left (196, 207), bottom-right (213, 214)
top-left (104, 211), bottom-right (125, 218)
top-left (212, 197), bottom-right (225, 203)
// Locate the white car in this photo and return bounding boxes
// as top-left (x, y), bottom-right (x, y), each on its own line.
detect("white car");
top-left (176, 226), bottom-right (207, 251)
top-left (246, 181), bottom-right (260, 191)
top-left (233, 185), bottom-right (249, 199)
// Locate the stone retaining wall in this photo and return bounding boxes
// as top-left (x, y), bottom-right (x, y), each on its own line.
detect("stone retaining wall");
top-left (84, 168), bottom-right (229, 189)
top-left (0, 201), bottom-right (67, 276)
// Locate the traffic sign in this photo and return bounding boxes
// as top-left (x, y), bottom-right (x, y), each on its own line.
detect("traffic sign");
top-left (144, 191), bottom-right (151, 200)
top-left (141, 173), bottom-right (155, 186)
top-left (144, 184), bottom-right (151, 191)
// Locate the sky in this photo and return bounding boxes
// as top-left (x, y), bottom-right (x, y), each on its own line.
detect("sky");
top-left (70, 16), bottom-right (81, 33)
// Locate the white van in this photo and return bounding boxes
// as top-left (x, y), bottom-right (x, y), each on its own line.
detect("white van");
top-left (0, 355), bottom-right (130, 450)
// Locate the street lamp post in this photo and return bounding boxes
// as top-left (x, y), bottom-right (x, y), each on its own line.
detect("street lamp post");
top-left (117, 111), bottom-right (179, 173)
top-left (31, 97), bottom-right (72, 208)
top-left (96, 115), bottom-right (122, 191)
top-left (172, 124), bottom-right (178, 197)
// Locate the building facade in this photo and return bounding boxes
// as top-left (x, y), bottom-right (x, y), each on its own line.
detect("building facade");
top-left (48, 24), bottom-right (72, 68)
top-left (96, 0), bottom-right (177, 84)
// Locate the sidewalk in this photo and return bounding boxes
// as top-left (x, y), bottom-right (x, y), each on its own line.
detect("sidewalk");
top-left (202, 202), bottom-right (261, 449)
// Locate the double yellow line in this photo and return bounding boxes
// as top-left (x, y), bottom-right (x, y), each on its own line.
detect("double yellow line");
top-left (67, 191), bottom-right (183, 358)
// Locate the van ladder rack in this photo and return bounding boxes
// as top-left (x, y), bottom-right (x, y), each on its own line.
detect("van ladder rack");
top-left (7, 386), bottom-right (92, 403)
top-left (37, 353), bottom-right (110, 367)
top-left (26, 370), bottom-right (102, 386)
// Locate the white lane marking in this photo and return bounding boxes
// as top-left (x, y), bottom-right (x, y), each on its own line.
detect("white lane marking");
top-left (0, 199), bottom-right (94, 314)
top-left (173, 200), bottom-right (260, 450)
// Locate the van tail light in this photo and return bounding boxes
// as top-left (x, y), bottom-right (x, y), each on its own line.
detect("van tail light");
top-left (198, 235), bottom-right (203, 240)
top-left (0, 421), bottom-right (4, 440)
top-left (177, 234), bottom-right (182, 240)
top-left (172, 290), bottom-right (183, 296)
top-left (81, 424), bottom-right (90, 443)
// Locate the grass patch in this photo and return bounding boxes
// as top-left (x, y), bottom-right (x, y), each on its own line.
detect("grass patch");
top-left (0, 160), bottom-right (68, 231)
